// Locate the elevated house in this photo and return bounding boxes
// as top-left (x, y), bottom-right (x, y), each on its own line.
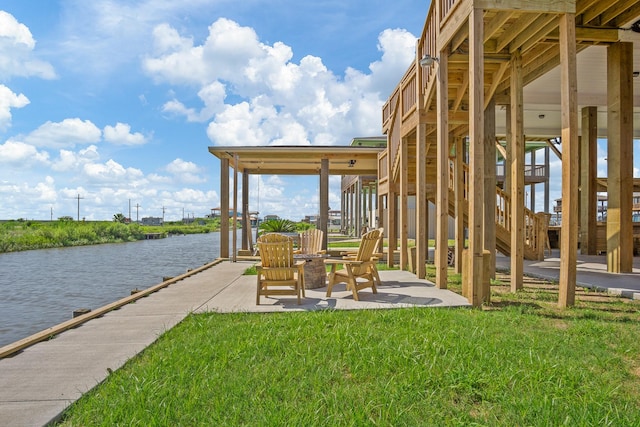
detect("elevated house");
top-left (378, 0), bottom-right (640, 306)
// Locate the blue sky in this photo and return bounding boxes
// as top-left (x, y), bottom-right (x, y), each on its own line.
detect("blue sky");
top-left (0, 0), bottom-right (426, 221)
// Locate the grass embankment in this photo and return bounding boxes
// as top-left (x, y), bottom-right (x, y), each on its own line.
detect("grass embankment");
top-left (59, 266), bottom-right (640, 426)
top-left (0, 219), bottom-right (220, 253)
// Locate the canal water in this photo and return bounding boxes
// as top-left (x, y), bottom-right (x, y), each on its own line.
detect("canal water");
top-left (0, 232), bottom-right (233, 348)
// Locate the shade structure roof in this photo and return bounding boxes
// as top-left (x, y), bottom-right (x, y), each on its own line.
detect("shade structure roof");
top-left (208, 145), bottom-right (384, 176)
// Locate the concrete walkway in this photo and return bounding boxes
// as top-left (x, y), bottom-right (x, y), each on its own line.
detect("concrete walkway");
top-left (0, 259), bottom-right (469, 427)
top-left (496, 250), bottom-right (640, 299)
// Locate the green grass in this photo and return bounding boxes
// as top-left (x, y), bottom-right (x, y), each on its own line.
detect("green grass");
top-left (59, 279), bottom-right (640, 426)
top-left (0, 219), bottom-right (221, 253)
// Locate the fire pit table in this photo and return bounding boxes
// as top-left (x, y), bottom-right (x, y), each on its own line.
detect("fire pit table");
top-left (294, 254), bottom-right (327, 289)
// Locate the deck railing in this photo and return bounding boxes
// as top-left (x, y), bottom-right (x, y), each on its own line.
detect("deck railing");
top-left (449, 161), bottom-right (547, 259)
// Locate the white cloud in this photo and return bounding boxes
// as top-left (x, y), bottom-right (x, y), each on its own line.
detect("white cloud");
top-left (103, 122), bottom-right (147, 145)
top-left (162, 81), bottom-right (227, 122)
top-left (0, 11), bottom-right (56, 80)
top-left (0, 85), bottom-right (30, 131)
top-left (52, 145), bottom-right (101, 171)
top-left (0, 139), bottom-right (49, 164)
top-left (166, 158), bottom-right (205, 184)
top-left (83, 159), bottom-right (144, 183)
top-left (23, 118), bottom-right (102, 149)
top-left (146, 18), bottom-right (415, 150)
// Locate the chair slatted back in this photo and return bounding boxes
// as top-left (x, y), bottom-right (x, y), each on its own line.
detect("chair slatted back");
top-left (352, 228), bottom-right (382, 275)
top-left (258, 233), bottom-right (295, 281)
top-left (298, 229), bottom-right (324, 254)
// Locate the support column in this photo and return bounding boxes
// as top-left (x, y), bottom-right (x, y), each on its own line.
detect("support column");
top-left (580, 106), bottom-right (597, 255)
top-left (436, 45), bottom-right (449, 289)
top-left (510, 49), bottom-right (524, 292)
top-left (484, 98), bottom-right (496, 279)
top-left (416, 124), bottom-right (428, 279)
top-left (242, 172), bottom-right (249, 251)
top-left (544, 146), bottom-right (550, 213)
top-left (607, 42), bottom-right (634, 273)
top-left (220, 158), bottom-right (230, 258)
top-left (320, 158), bottom-right (329, 250)
top-left (232, 156), bottom-right (238, 262)
top-left (467, 8), bottom-right (485, 305)
top-left (387, 190), bottom-right (397, 268)
top-left (454, 136), bottom-right (465, 274)
top-left (400, 139), bottom-right (409, 270)
top-left (559, 13), bottom-right (579, 307)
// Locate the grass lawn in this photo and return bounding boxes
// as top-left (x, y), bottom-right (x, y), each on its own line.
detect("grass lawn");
top-left (59, 268), bottom-right (640, 426)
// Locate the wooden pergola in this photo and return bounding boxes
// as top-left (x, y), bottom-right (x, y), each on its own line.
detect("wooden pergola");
top-left (208, 145), bottom-right (384, 259)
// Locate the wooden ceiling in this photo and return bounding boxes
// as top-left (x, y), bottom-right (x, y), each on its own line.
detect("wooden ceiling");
top-left (421, 0), bottom-right (640, 139)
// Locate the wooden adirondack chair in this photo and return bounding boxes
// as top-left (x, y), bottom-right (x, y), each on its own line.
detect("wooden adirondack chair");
top-left (294, 229), bottom-right (325, 255)
top-left (325, 228), bottom-right (382, 301)
top-left (340, 227), bottom-right (384, 286)
top-left (256, 233), bottom-right (305, 304)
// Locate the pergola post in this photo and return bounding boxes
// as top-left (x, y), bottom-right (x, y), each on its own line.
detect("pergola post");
top-left (220, 158), bottom-right (230, 259)
top-left (580, 106), bottom-right (598, 255)
top-left (242, 172), bottom-right (249, 251)
top-left (558, 12), bottom-right (579, 308)
top-left (320, 158), bottom-right (329, 250)
top-left (606, 41), bottom-right (634, 273)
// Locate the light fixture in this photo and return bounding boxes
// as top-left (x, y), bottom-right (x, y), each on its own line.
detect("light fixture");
top-left (419, 54), bottom-right (439, 67)
top-left (348, 159), bottom-right (356, 167)
top-left (633, 71), bottom-right (639, 78)
top-left (538, 114), bottom-right (545, 119)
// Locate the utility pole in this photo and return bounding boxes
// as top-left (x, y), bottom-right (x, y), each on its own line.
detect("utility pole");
top-left (135, 203), bottom-right (141, 223)
top-left (129, 199), bottom-right (131, 222)
top-left (76, 194), bottom-right (84, 221)
top-left (50, 206), bottom-right (53, 221)
top-left (161, 206), bottom-right (166, 225)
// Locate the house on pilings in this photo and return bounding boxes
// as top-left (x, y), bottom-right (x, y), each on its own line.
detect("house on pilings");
top-left (379, 0), bottom-right (640, 307)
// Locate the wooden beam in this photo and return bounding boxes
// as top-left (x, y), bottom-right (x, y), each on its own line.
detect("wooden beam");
top-left (485, 11), bottom-right (514, 42)
top-left (606, 42), bottom-right (634, 273)
top-left (453, 71), bottom-right (469, 113)
top-left (544, 138), bottom-right (563, 160)
top-left (509, 14), bottom-right (558, 54)
top-left (477, 0), bottom-right (574, 13)
top-left (558, 13), bottom-right (578, 308)
top-left (510, 49), bottom-right (525, 292)
top-left (436, 45), bottom-right (450, 289)
top-left (485, 62), bottom-right (509, 109)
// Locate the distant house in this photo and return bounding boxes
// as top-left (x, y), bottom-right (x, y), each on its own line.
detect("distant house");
top-left (141, 217), bottom-right (163, 226)
top-left (263, 214), bottom-right (280, 221)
